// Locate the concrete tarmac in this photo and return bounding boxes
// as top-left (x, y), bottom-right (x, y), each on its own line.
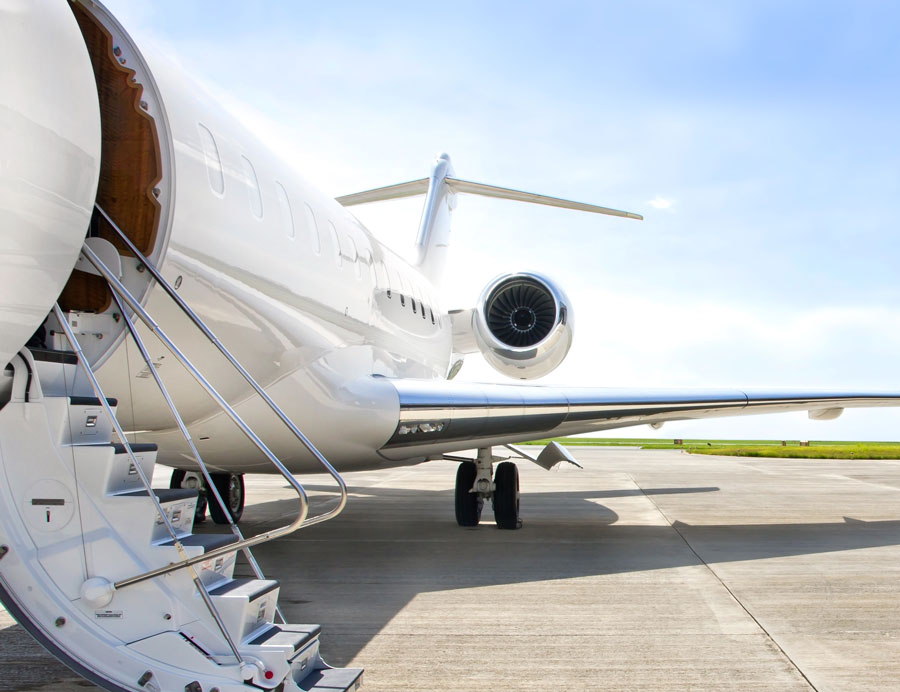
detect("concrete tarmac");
top-left (3, 448), bottom-right (900, 691)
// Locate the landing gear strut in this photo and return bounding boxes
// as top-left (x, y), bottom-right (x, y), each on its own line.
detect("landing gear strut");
top-left (453, 448), bottom-right (521, 530)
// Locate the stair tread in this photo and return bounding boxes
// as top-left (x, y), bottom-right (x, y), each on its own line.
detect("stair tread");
top-left (246, 623), bottom-right (321, 652)
top-left (28, 347), bottom-right (77, 365)
top-left (208, 578), bottom-right (279, 599)
top-left (69, 395), bottom-right (118, 407)
top-left (117, 488), bottom-right (197, 502)
top-left (158, 533), bottom-right (238, 551)
top-left (298, 666), bottom-right (363, 692)
top-left (112, 443), bottom-right (158, 454)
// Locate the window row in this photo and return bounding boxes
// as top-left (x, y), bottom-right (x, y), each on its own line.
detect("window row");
top-left (197, 122), bottom-right (440, 326)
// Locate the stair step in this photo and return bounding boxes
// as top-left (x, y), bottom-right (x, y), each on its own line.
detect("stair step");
top-left (297, 666), bottom-right (364, 692)
top-left (247, 623), bottom-right (321, 653)
top-left (208, 578), bottom-right (280, 642)
top-left (209, 577), bottom-right (279, 600)
top-left (111, 442), bottom-right (158, 454)
top-left (69, 395), bottom-right (118, 407)
top-left (158, 533), bottom-right (239, 551)
top-left (28, 347), bottom-right (77, 365)
top-left (117, 487), bottom-right (197, 502)
top-left (155, 533), bottom-right (239, 586)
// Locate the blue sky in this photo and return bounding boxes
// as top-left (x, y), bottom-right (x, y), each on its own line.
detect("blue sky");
top-left (105, 1), bottom-right (900, 439)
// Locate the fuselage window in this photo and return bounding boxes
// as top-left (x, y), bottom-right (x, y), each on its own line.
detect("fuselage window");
top-left (366, 250), bottom-right (376, 285)
top-left (376, 261), bottom-right (388, 291)
top-left (328, 221), bottom-right (341, 267)
top-left (344, 235), bottom-right (361, 278)
top-left (197, 123), bottom-right (225, 195)
top-left (274, 182), bottom-right (294, 238)
top-left (241, 155), bottom-right (263, 218)
top-left (304, 203), bottom-right (320, 254)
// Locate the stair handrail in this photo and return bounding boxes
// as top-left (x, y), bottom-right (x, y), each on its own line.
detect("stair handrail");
top-left (107, 288), bottom-right (286, 623)
top-left (78, 243), bottom-right (312, 588)
top-left (51, 304), bottom-right (249, 667)
top-left (95, 204), bottom-right (348, 527)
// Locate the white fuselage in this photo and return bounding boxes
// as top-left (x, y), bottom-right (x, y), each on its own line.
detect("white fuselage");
top-left (89, 30), bottom-right (454, 474)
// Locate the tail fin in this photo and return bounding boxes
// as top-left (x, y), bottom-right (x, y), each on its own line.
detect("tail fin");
top-left (335, 153), bottom-right (642, 285)
top-left (336, 153), bottom-right (457, 285)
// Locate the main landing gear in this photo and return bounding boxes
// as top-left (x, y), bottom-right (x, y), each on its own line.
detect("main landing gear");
top-left (454, 447), bottom-right (522, 530)
top-left (170, 469), bottom-right (245, 524)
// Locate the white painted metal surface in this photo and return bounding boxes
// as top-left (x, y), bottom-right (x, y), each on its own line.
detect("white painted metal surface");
top-left (0, 1), bottom-right (100, 367)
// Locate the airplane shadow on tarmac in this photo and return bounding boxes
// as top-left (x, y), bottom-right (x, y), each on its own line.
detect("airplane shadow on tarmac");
top-left (227, 482), bottom-right (900, 666)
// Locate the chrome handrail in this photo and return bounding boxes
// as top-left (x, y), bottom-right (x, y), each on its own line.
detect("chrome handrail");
top-left (79, 242), bottom-right (310, 588)
top-left (95, 204), bottom-right (348, 526)
top-left (106, 288), bottom-right (286, 623)
top-left (52, 304), bottom-right (246, 665)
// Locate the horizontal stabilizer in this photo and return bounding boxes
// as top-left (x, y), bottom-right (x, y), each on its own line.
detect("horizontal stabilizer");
top-left (336, 176), bottom-right (642, 220)
top-left (336, 178), bottom-right (429, 206)
top-left (445, 178), bottom-right (643, 220)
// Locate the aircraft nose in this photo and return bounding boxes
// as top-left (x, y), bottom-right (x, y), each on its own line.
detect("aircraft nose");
top-left (0, 0), bottom-right (101, 365)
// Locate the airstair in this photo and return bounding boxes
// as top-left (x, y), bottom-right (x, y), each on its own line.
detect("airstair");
top-left (0, 209), bottom-right (362, 691)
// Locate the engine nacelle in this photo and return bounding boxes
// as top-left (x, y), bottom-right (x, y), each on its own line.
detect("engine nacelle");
top-left (472, 272), bottom-right (574, 380)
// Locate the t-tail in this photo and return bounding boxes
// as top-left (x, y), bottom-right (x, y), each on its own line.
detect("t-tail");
top-left (336, 153), bottom-right (643, 285)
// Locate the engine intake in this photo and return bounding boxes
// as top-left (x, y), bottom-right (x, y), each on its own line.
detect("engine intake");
top-left (473, 272), bottom-right (573, 379)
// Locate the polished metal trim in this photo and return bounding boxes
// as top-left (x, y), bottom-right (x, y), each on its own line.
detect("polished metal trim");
top-left (382, 379), bottom-right (900, 449)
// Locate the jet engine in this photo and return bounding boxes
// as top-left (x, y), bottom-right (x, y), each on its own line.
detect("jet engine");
top-left (472, 272), bottom-right (574, 379)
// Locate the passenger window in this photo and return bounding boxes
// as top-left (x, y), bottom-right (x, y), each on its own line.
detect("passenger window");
top-left (364, 250), bottom-right (376, 284)
top-left (241, 155), bottom-right (263, 218)
top-left (304, 203), bottom-right (320, 254)
top-left (343, 235), bottom-right (361, 278)
top-left (274, 182), bottom-right (294, 238)
top-left (197, 123), bottom-right (224, 195)
top-left (328, 221), bottom-right (341, 267)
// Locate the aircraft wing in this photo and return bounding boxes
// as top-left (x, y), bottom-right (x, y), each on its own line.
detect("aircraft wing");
top-left (377, 379), bottom-right (900, 459)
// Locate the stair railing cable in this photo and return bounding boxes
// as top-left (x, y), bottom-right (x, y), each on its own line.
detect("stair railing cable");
top-left (107, 288), bottom-right (286, 624)
top-left (51, 304), bottom-right (247, 667)
top-left (94, 203), bottom-right (348, 528)
top-left (78, 242), bottom-right (310, 588)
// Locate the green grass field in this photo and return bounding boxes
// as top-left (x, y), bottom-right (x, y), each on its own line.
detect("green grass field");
top-left (518, 437), bottom-right (900, 459)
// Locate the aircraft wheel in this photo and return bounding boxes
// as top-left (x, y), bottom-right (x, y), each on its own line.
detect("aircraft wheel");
top-left (208, 472), bottom-right (245, 524)
top-left (454, 462), bottom-right (483, 527)
top-left (493, 461), bottom-right (521, 530)
top-left (170, 469), bottom-right (206, 523)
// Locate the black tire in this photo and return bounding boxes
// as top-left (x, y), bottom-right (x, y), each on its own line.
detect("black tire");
top-left (454, 462), bottom-right (483, 527)
top-left (170, 469), bottom-right (206, 523)
top-left (493, 461), bottom-right (521, 530)
top-left (208, 472), bottom-right (245, 524)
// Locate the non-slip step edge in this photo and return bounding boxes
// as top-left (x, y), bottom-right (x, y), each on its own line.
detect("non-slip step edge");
top-left (208, 578), bottom-right (279, 600)
top-left (69, 396), bottom-right (118, 407)
top-left (28, 347), bottom-right (77, 365)
top-left (116, 488), bottom-right (197, 502)
top-left (112, 443), bottom-right (158, 454)
top-left (246, 623), bottom-right (321, 652)
top-left (298, 666), bottom-right (363, 692)
top-left (157, 534), bottom-right (238, 551)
